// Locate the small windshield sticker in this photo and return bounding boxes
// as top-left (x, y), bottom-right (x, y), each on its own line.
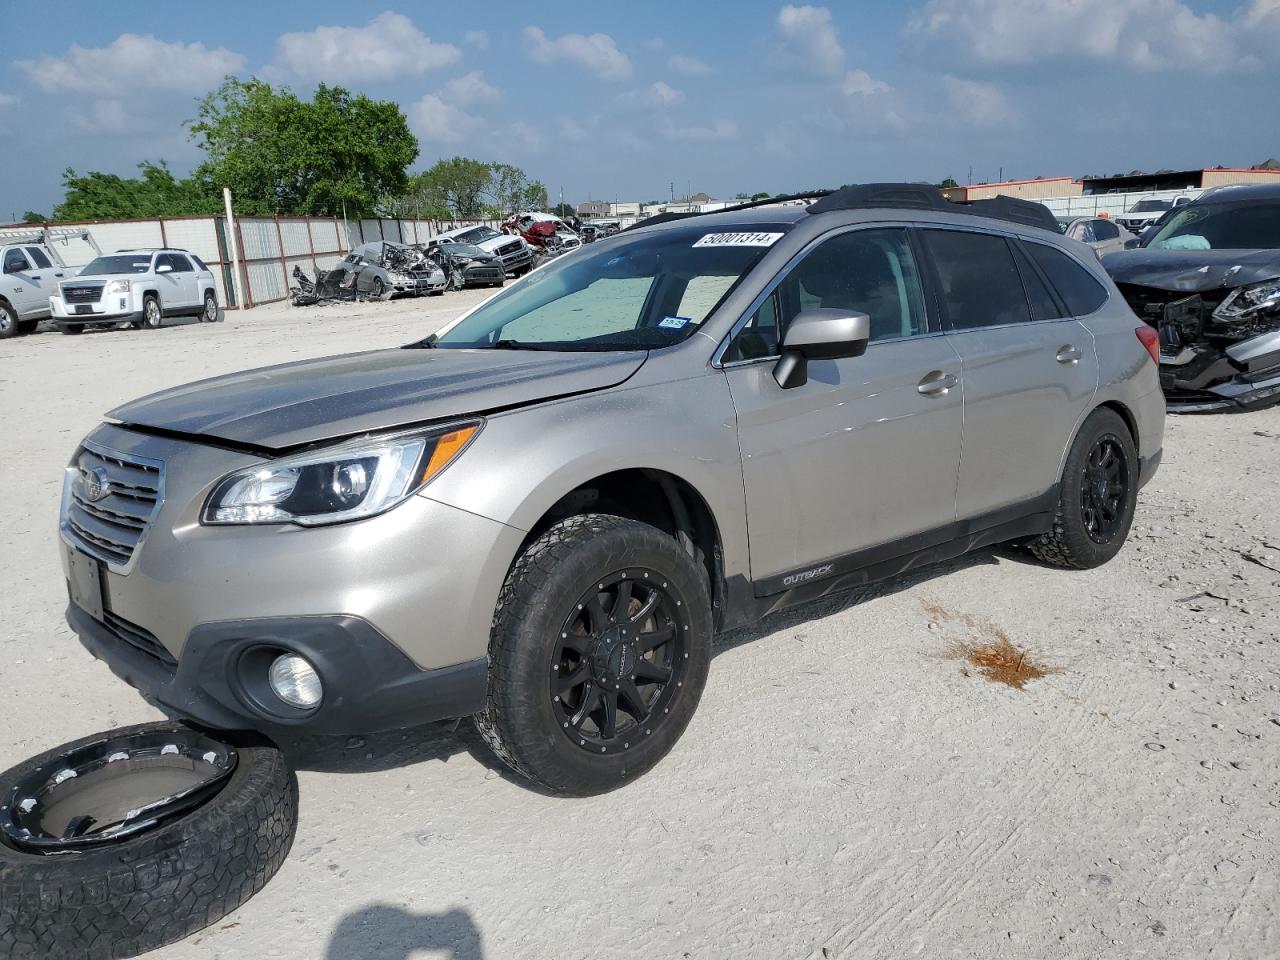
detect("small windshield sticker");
top-left (658, 316), bottom-right (691, 329)
top-left (693, 232), bottom-right (784, 248)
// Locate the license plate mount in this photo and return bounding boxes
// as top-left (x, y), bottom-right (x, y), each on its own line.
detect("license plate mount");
top-left (67, 547), bottom-right (105, 621)
top-left (74, 305), bottom-right (93, 315)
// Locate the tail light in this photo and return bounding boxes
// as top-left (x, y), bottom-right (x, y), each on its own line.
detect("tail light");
top-left (1135, 326), bottom-right (1160, 365)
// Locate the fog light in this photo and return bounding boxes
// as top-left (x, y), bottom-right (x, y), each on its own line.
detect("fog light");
top-left (268, 654), bottom-right (322, 709)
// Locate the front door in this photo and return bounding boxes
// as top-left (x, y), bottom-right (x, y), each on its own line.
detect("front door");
top-left (2, 247), bottom-right (50, 319)
top-left (723, 227), bottom-right (964, 587)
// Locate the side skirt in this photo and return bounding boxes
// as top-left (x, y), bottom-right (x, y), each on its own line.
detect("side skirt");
top-left (719, 488), bottom-right (1058, 632)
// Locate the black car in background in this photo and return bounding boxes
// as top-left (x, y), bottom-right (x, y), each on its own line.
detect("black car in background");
top-left (426, 241), bottom-right (506, 289)
top-left (1102, 184), bottom-right (1280, 412)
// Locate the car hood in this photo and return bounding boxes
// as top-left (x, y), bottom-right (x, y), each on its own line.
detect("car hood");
top-left (1101, 248), bottom-right (1280, 293)
top-left (109, 347), bottom-right (647, 451)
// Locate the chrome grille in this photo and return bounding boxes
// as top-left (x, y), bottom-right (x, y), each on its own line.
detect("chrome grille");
top-left (64, 445), bottom-right (163, 568)
top-left (496, 241), bottom-right (523, 257)
top-left (63, 284), bottom-right (104, 304)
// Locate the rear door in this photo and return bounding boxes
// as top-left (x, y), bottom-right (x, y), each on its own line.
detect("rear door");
top-left (919, 227), bottom-right (1098, 520)
top-left (723, 226), bottom-right (964, 586)
top-left (154, 253), bottom-right (186, 310)
top-left (167, 253), bottom-right (199, 307)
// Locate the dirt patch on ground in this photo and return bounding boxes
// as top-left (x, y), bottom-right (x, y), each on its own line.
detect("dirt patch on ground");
top-left (926, 603), bottom-right (1060, 690)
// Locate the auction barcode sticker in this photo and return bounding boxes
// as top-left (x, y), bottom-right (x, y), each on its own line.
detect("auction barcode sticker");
top-left (692, 232), bottom-right (784, 248)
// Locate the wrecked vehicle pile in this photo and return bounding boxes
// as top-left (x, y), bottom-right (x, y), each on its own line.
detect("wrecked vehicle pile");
top-left (291, 241), bottom-right (445, 306)
top-left (424, 241), bottom-right (505, 289)
top-left (1103, 184), bottom-right (1280, 412)
top-left (502, 211), bottom-right (583, 263)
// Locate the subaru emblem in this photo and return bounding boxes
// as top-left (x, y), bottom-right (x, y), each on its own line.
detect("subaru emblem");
top-left (82, 466), bottom-right (111, 503)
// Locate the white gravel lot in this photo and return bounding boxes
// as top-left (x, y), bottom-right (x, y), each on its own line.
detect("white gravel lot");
top-left (2, 295), bottom-right (1278, 960)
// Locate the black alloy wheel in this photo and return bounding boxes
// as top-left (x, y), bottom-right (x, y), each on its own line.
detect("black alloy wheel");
top-left (1080, 437), bottom-right (1128, 543)
top-left (550, 569), bottom-right (688, 755)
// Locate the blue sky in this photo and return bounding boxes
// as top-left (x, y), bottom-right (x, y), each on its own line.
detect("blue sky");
top-left (3, 0), bottom-right (1278, 220)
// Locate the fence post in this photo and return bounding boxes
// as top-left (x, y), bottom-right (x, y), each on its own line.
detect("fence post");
top-left (223, 188), bottom-right (246, 310)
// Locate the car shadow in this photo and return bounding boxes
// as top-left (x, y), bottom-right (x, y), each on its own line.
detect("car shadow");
top-left (326, 904), bottom-right (484, 960)
top-left (276, 544), bottom-right (1030, 787)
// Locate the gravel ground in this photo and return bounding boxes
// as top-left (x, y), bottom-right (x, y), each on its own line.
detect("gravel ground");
top-left (2, 296), bottom-right (1278, 960)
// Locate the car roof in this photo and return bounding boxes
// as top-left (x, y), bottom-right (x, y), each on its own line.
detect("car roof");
top-left (1192, 183), bottom-right (1280, 203)
top-left (112, 248), bottom-right (193, 255)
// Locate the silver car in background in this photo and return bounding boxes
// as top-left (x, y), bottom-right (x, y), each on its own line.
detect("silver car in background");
top-left (59, 184), bottom-right (1163, 796)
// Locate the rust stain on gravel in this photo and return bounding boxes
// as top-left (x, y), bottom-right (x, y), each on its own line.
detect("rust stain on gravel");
top-left (926, 603), bottom-right (1060, 690)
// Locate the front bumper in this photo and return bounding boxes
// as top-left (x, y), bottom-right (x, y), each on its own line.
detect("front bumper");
top-left (70, 604), bottom-right (487, 734)
top-left (497, 249), bottom-right (533, 274)
top-left (50, 295), bottom-right (141, 326)
top-left (61, 424), bottom-right (527, 732)
top-left (1159, 329), bottom-right (1280, 413)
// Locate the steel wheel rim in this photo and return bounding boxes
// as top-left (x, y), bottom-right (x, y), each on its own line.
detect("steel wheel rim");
top-left (1081, 435), bottom-right (1128, 543)
top-left (550, 568), bottom-right (689, 755)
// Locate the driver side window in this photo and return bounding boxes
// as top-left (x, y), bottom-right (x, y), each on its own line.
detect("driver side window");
top-left (722, 228), bottom-right (926, 363)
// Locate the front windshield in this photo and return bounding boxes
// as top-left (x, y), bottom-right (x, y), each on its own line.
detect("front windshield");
top-left (1131, 199), bottom-right (1171, 213)
top-left (1147, 201), bottom-right (1280, 251)
top-left (79, 255), bottom-right (152, 276)
top-left (456, 226), bottom-right (500, 244)
top-left (431, 222), bottom-right (790, 351)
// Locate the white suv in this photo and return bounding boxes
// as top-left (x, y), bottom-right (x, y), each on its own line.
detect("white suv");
top-left (0, 241), bottom-right (68, 338)
top-left (50, 249), bottom-right (218, 335)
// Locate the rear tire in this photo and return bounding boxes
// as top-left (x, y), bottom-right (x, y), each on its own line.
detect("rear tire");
top-left (1029, 408), bottom-right (1138, 569)
top-left (475, 514), bottom-right (713, 796)
top-left (141, 296), bottom-right (162, 330)
top-left (0, 722), bottom-right (298, 960)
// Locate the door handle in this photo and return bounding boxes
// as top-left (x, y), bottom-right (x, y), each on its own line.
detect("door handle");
top-left (29, 275), bottom-right (40, 280)
top-left (917, 370), bottom-right (959, 396)
top-left (1056, 345), bottom-right (1083, 364)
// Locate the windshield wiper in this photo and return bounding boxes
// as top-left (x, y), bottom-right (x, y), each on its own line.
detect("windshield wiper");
top-left (492, 339), bottom-right (558, 350)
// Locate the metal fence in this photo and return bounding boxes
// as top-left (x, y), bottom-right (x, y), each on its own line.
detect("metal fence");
top-left (1, 214), bottom-right (353, 309)
top-left (1037, 187), bottom-right (1205, 220)
top-left (344, 217), bottom-right (503, 250)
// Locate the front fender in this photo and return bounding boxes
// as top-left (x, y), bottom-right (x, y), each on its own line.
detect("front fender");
top-left (420, 372), bottom-right (750, 581)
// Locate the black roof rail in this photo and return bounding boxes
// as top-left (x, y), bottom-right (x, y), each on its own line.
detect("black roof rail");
top-left (624, 190), bottom-right (834, 231)
top-left (808, 182), bottom-right (1059, 232)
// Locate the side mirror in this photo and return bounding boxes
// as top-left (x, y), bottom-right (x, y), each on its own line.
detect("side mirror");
top-left (773, 309), bottom-right (870, 389)
top-left (156, 263), bottom-right (173, 274)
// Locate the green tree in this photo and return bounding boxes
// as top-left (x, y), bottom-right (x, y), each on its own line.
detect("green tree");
top-left (939, 177), bottom-right (959, 189)
top-left (750, 192), bottom-right (770, 201)
top-left (551, 202), bottom-right (575, 218)
top-left (21, 211), bottom-right (45, 223)
top-left (395, 158), bottom-right (547, 220)
top-left (54, 162), bottom-right (216, 220)
top-left (189, 78), bottom-right (417, 217)
top-left (489, 163), bottom-right (548, 218)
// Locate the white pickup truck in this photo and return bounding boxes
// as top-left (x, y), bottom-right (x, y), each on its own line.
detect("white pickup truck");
top-left (0, 239), bottom-right (68, 338)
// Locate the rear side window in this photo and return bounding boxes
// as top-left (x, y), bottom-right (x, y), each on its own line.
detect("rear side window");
top-left (1011, 243), bottom-right (1065, 321)
top-left (921, 229), bottom-right (1030, 330)
top-left (26, 247), bottom-right (53, 269)
top-left (169, 254), bottom-right (194, 272)
top-left (191, 254), bottom-right (209, 271)
top-left (1093, 220), bottom-right (1119, 241)
top-left (1025, 243), bottom-right (1108, 316)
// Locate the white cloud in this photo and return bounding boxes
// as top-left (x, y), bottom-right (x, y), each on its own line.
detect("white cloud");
top-left (19, 34), bottom-right (244, 94)
top-left (409, 93), bottom-right (478, 144)
top-left (776, 5), bottom-right (846, 77)
top-left (943, 75), bottom-right (1019, 126)
top-left (464, 30), bottom-right (490, 49)
top-left (619, 81), bottom-right (685, 111)
top-left (523, 26), bottom-right (632, 80)
top-left (69, 99), bottom-right (131, 133)
top-left (273, 12), bottom-right (459, 83)
top-left (843, 69), bottom-right (891, 96)
top-left (505, 121), bottom-right (544, 153)
top-left (443, 71), bottom-right (500, 107)
top-left (665, 119), bottom-right (739, 142)
top-left (0, 94), bottom-right (17, 109)
top-left (909, 0), bottom-right (1280, 72)
top-left (668, 53), bottom-right (713, 76)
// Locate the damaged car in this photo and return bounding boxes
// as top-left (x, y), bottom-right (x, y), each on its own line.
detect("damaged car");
top-left (1103, 184), bottom-right (1280, 412)
top-left (291, 243), bottom-right (446, 306)
top-left (434, 224), bottom-right (533, 277)
top-left (424, 241), bottom-right (506, 289)
top-left (502, 212), bottom-right (583, 258)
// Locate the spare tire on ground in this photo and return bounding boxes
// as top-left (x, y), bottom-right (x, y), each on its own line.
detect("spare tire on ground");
top-left (0, 721), bottom-right (297, 960)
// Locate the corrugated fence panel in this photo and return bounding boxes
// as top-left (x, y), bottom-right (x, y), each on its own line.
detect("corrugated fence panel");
top-left (278, 220), bottom-right (313, 257)
top-left (311, 219), bottom-right (342, 254)
top-left (359, 219), bottom-right (381, 243)
top-left (246, 259), bottom-right (288, 305)
top-left (159, 219), bottom-right (221, 264)
top-left (91, 221), bottom-right (166, 254)
top-left (237, 219), bottom-right (281, 260)
top-left (379, 220), bottom-right (403, 243)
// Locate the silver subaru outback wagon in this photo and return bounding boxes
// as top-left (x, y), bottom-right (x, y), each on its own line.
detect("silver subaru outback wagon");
top-left (60, 184), bottom-right (1165, 795)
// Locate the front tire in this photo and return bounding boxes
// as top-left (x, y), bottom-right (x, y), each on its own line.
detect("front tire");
top-left (475, 514), bottom-right (713, 795)
top-left (141, 295), bottom-right (162, 330)
top-left (1029, 408), bottom-right (1138, 569)
top-left (0, 303), bottom-right (16, 339)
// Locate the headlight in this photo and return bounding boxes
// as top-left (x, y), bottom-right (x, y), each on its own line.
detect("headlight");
top-left (1214, 279), bottom-right (1280, 322)
top-left (203, 422), bottom-right (480, 526)
top-left (105, 280), bottom-right (130, 295)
